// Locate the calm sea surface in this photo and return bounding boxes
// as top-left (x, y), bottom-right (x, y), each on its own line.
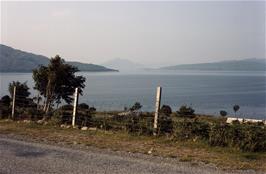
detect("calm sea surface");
top-left (1, 71), bottom-right (265, 119)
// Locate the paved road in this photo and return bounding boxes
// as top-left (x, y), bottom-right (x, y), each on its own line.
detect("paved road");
top-left (0, 137), bottom-right (257, 174)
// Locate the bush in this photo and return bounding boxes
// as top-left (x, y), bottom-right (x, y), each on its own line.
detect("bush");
top-left (0, 95), bottom-right (11, 119)
top-left (55, 104), bottom-right (93, 127)
top-left (158, 105), bottom-right (173, 134)
top-left (124, 113), bottom-right (153, 135)
top-left (24, 107), bottom-right (44, 120)
top-left (89, 107), bottom-right (96, 113)
top-left (160, 105), bottom-right (172, 115)
top-left (174, 119), bottom-right (210, 140)
top-left (59, 104), bottom-right (73, 110)
top-left (220, 110), bottom-right (227, 117)
top-left (0, 95), bottom-right (11, 106)
top-left (78, 103), bottom-right (89, 110)
top-left (209, 123), bottom-right (266, 152)
top-left (177, 105), bottom-right (195, 117)
top-left (209, 123), bottom-right (230, 147)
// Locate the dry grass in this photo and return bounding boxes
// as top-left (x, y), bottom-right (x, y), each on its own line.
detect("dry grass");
top-left (0, 119), bottom-right (265, 172)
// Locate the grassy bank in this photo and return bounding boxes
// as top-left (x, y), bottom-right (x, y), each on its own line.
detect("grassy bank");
top-left (0, 119), bottom-right (265, 172)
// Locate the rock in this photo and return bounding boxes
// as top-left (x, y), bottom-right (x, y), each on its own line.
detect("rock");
top-left (23, 120), bottom-right (31, 123)
top-left (37, 120), bottom-right (43, 124)
top-left (88, 127), bottom-right (97, 131)
top-left (148, 148), bottom-right (153, 154)
top-left (60, 124), bottom-right (66, 128)
top-left (81, 127), bottom-right (88, 131)
top-left (66, 125), bottom-right (71, 129)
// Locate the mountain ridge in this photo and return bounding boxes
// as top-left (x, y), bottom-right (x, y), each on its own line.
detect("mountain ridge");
top-left (160, 58), bottom-right (266, 71)
top-left (0, 44), bottom-right (118, 72)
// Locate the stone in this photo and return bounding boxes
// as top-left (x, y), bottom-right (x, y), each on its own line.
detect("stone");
top-left (23, 120), bottom-right (31, 123)
top-left (37, 120), bottom-right (43, 124)
top-left (81, 127), bottom-right (88, 131)
top-left (148, 147), bottom-right (153, 154)
top-left (88, 127), bottom-right (97, 131)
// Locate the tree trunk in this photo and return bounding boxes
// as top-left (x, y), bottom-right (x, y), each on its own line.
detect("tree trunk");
top-left (43, 98), bottom-right (47, 112)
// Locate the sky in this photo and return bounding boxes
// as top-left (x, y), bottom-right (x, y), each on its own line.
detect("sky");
top-left (1, 1), bottom-right (265, 67)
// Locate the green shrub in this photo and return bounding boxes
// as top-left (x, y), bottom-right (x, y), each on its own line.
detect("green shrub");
top-left (60, 104), bottom-right (73, 110)
top-left (78, 103), bottom-right (89, 110)
top-left (174, 119), bottom-right (210, 140)
top-left (220, 110), bottom-right (227, 117)
top-left (24, 107), bottom-right (44, 120)
top-left (89, 107), bottom-right (96, 113)
top-left (177, 105), bottom-right (195, 117)
top-left (125, 114), bottom-right (153, 135)
top-left (0, 95), bottom-right (11, 107)
top-left (158, 105), bottom-right (173, 135)
top-left (53, 104), bottom-right (92, 127)
top-left (209, 123), bottom-right (232, 147)
top-left (0, 105), bottom-right (10, 119)
top-left (209, 123), bottom-right (266, 152)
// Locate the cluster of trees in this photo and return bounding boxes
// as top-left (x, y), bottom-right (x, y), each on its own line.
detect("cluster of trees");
top-left (0, 55), bottom-right (86, 119)
top-left (33, 55), bottom-right (86, 114)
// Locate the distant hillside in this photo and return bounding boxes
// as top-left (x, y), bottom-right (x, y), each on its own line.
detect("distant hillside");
top-left (0, 44), bottom-right (118, 72)
top-left (102, 58), bottom-right (144, 72)
top-left (67, 61), bottom-right (117, 72)
top-left (161, 58), bottom-right (266, 71)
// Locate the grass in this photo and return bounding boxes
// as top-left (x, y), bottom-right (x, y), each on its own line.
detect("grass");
top-left (0, 119), bottom-right (265, 172)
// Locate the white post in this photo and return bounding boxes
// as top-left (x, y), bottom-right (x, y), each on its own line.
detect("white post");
top-left (72, 88), bottom-right (79, 127)
top-left (11, 86), bottom-right (16, 119)
top-left (153, 86), bottom-right (162, 135)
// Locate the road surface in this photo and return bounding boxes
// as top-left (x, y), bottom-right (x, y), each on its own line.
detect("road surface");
top-left (0, 137), bottom-right (257, 174)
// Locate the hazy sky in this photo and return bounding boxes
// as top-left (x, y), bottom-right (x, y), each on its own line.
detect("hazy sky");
top-left (1, 1), bottom-right (265, 67)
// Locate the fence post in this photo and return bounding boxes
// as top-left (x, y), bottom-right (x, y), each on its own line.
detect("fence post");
top-left (153, 86), bottom-right (162, 135)
top-left (11, 86), bottom-right (16, 119)
top-left (72, 88), bottom-right (79, 127)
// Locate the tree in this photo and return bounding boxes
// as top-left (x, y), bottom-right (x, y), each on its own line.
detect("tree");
top-left (8, 81), bottom-right (31, 107)
top-left (233, 105), bottom-right (240, 117)
top-left (220, 110), bottom-right (227, 117)
top-left (130, 102), bottom-right (142, 111)
top-left (33, 95), bottom-right (42, 110)
top-left (33, 55), bottom-right (86, 114)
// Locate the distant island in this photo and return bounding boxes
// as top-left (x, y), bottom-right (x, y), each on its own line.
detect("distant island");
top-left (0, 44), bottom-right (118, 72)
top-left (160, 58), bottom-right (266, 71)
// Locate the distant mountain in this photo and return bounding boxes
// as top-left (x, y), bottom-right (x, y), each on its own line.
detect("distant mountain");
top-left (161, 58), bottom-right (266, 71)
top-left (0, 44), bottom-right (118, 72)
top-left (102, 58), bottom-right (144, 72)
top-left (67, 61), bottom-right (117, 72)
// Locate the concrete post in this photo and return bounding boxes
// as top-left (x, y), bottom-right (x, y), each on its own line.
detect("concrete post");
top-left (11, 86), bottom-right (16, 119)
top-left (153, 86), bottom-right (162, 135)
top-left (72, 88), bottom-right (79, 127)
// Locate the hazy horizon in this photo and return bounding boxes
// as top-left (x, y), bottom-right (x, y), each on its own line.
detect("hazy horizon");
top-left (1, 1), bottom-right (265, 67)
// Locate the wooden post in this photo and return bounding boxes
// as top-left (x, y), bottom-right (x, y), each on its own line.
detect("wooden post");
top-left (11, 86), bottom-right (16, 119)
top-left (153, 86), bottom-right (162, 135)
top-left (72, 88), bottom-right (79, 127)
